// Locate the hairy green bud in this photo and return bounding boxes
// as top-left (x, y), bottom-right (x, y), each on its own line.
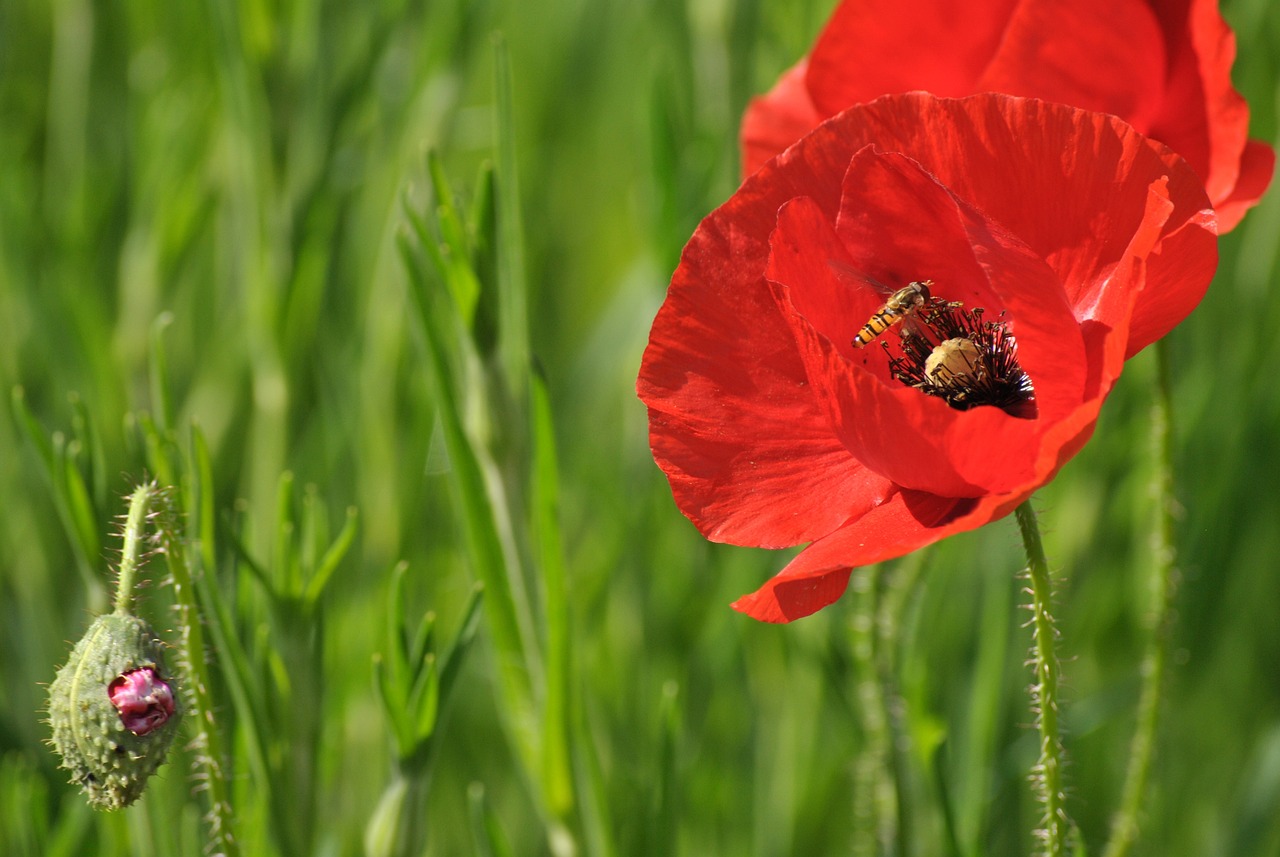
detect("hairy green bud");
top-left (48, 613), bottom-right (182, 810)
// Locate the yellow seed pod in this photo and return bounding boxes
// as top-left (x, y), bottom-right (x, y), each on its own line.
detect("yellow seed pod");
top-left (924, 337), bottom-right (985, 385)
top-left (48, 613), bottom-right (182, 810)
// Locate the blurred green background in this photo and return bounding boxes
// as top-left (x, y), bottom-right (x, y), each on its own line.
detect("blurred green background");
top-left (1, 0), bottom-right (1277, 854)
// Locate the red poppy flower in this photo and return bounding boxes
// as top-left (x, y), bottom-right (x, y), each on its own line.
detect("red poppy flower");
top-left (639, 93), bottom-right (1217, 623)
top-left (742, 0), bottom-right (1273, 232)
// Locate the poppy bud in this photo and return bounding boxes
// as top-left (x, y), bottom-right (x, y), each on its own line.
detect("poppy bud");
top-left (48, 613), bottom-right (182, 810)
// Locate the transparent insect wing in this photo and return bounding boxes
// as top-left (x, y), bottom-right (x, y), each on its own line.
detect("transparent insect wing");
top-left (829, 261), bottom-right (937, 349)
top-left (826, 259), bottom-right (895, 298)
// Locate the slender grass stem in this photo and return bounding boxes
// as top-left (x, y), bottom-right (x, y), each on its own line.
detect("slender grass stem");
top-left (1103, 340), bottom-right (1179, 857)
top-left (1016, 499), bottom-right (1070, 857)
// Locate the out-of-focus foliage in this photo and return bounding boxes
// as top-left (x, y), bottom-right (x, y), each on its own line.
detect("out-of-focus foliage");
top-left (0, 0), bottom-right (1276, 854)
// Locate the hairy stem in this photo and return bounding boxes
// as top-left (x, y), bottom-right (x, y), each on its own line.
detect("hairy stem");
top-left (1016, 499), bottom-right (1070, 857)
top-left (850, 571), bottom-right (894, 857)
top-left (153, 489), bottom-right (240, 857)
top-left (1103, 340), bottom-right (1179, 857)
top-left (113, 483), bottom-right (160, 616)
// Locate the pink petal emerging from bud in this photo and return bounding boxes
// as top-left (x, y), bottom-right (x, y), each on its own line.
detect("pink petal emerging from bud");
top-left (108, 668), bottom-right (176, 736)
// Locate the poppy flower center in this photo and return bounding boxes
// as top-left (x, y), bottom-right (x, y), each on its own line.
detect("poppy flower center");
top-left (879, 296), bottom-right (1036, 418)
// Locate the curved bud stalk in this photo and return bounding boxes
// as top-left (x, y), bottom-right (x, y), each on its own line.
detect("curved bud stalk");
top-left (47, 482), bottom-right (183, 810)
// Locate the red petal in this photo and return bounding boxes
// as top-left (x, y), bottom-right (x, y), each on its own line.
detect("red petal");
top-left (806, 0), bottom-right (1018, 113)
top-left (1214, 140), bottom-right (1277, 233)
top-left (740, 61), bottom-right (826, 178)
top-left (647, 401), bottom-right (895, 547)
top-left (761, 0), bottom-right (1269, 225)
top-left (639, 150), bottom-right (888, 547)
top-left (978, 0), bottom-right (1166, 133)
top-left (731, 380), bottom-right (1119, 624)
top-left (731, 489), bottom-right (1014, 622)
top-left (801, 95), bottom-right (1215, 351)
top-left (760, 192), bottom-right (890, 371)
top-left (1146, 0), bottom-right (1273, 228)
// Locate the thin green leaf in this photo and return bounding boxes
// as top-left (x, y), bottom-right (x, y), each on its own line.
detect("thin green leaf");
top-left (219, 511), bottom-right (276, 597)
top-left (187, 424), bottom-right (218, 575)
top-left (136, 411), bottom-right (177, 488)
top-left (531, 370), bottom-right (575, 818)
top-left (437, 582), bottom-right (485, 703)
top-left (409, 605), bottom-right (438, 672)
top-left (12, 389), bottom-right (101, 589)
top-left (468, 162), bottom-right (499, 355)
top-left (148, 312), bottom-right (176, 437)
top-left (373, 654), bottom-right (415, 753)
top-left (193, 551), bottom-right (272, 793)
top-left (56, 445), bottom-right (101, 577)
top-left (67, 393), bottom-right (106, 513)
top-left (275, 471), bottom-right (299, 595)
top-left (10, 387), bottom-right (56, 468)
top-left (398, 230), bottom-right (540, 753)
top-left (407, 652), bottom-right (441, 747)
top-left (303, 505), bottom-right (358, 607)
top-left (386, 562), bottom-right (414, 685)
top-left (467, 784), bottom-right (516, 857)
top-left (491, 34), bottom-right (529, 406)
top-left (155, 483), bottom-right (241, 857)
top-left (468, 161), bottom-right (496, 267)
top-left (427, 151), bottom-right (480, 324)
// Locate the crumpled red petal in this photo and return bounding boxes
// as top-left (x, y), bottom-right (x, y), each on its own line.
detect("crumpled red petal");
top-left (977, 0), bottom-right (1166, 132)
top-left (640, 178), bottom-right (894, 548)
top-left (744, 0), bottom-right (1271, 229)
top-left (1150, 0), bottom-right (1277, 231)
top-left (741, 61), bottom-right (824, 179)
top-left (1215, 141), bottom-right (1276, 233)
top-left (788, 95), bottom-right (1216, 358)
top-left (806, 0), bottom-right (1016, 111)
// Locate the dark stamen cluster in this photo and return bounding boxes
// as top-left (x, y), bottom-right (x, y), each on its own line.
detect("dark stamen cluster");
top-left (883, 298), bottom-right (1036, 418)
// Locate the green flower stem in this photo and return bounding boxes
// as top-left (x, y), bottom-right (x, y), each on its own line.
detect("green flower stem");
top-left (849, 572), bottom-right (894, 857)
top-left (113, 483), bottom-right (159, 616)
top-left (1015, 499), bottom-right (1070, 857)
top-left (1103, 340), bottom-right (1179, 857)
top-left (153, 488), bottom-right (240, 857)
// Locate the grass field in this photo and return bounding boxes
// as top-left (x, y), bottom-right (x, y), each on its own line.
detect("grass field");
top-left (1, 0), bottom-right (1278, 855)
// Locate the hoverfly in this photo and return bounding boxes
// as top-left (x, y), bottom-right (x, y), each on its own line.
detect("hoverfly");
top-left (828, 261), bottom-right (934, 348)
top-left (851, 280), bottom-right (933, 347)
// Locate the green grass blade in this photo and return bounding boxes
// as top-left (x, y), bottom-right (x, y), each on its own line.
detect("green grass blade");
top-left (399, 231), bottom-right (541, 757)
top-left (67, 393), bottom-right (106, 514)
top-left (136, 411), bottom-right (178, 489)
top-left (11, 388), bottom-right (102, 592)
top-left (468, 783), bottom-right (517, 857)
top-left (148, 313), bottom-right (176, 438)
top-left (530, 370), bottom-right (575, 819)
top-left (427, 151), bottom-right (483, 327)
top-left (491, 34), bottom-right (530, 407)
top-left (54, 442), bottom-right (100, 579)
